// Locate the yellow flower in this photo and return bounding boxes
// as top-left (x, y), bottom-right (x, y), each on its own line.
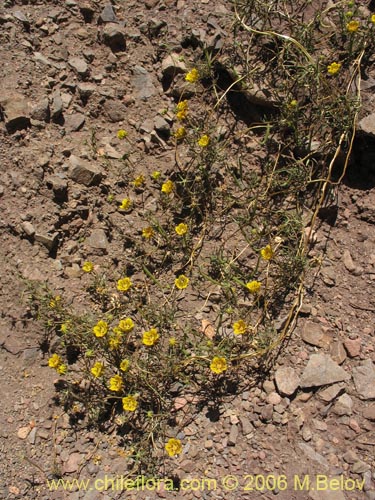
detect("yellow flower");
top-left (260, 244), bottom-right (274, 260)
top-left (91, 361), bottom-right (104, 378)
top-left (176, 100), bottom-right (188, 121)
top-left (174, 127), bottom-right (186, 140)
top-left (49, 296), bottom-right (61, 309)
top-left (233, 320), bottom-right (248, 335)
top-left (327, 62), bottom-right (341, 75)
top-left (185, 68), bottom-right (199, 83)
top-left (161, 180), bottom-right (174, 194)
top-left (57, 364), bottom-right (67, 375)
top-left (176, 100), bottom-right (188, 112)
top-left (48, 353), bottom-right (62, 369)
top-left (151, 170), bottom-right (161, 180)
top-left (109, 374), bottom-right (123, 392)
top-left (176, 110), bottom-right (187, 120)
top-left (175, 275), bottom-right (189, 289)
top-left (169, 337), bottom-right (176, 346)
top-left (117, 277), bottom-right (132, 292)
top-left (175, 223), bottom-right (188, 236)
top-left (122, 395), bottom-right (138, 411)
top-left (117, 129), bottom-right (127, 139)
top-left (60, 322), bottom-right (70, 334)
top-left (93, 320), bottom-right (109, 338)
top-left (346, 20), bottom-right (360, 32)
top-left (109, 332), bottom-right (122, 350)
top-left (210, 356), bottom-right (227, 374)
top-left (371, 14), bottom-right (375, 24)
top-left (142, 328), bottom-right (159, 346)
top-left (119, 198), bottom-right (132, 211)
top-left (246, 281), bottom-right (261, 294)
top-left (118, 318), bottom-right (134, 332)
top-left (132, 174), bottom-right (145, 188)
top-left (289, 99), bottom-right (298, 108)
top-left (165, 438), bottom-right (182, 457)
top-left (198, 134), bottom-right (210, 147)
top-left (120, 359), bottom-right (130, 372)
top-left (142, 226), bottom-right (154, 239)
top-left (82, 261), bottom-right (94, 273)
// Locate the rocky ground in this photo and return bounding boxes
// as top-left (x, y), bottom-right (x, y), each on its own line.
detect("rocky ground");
top-left (1, 1), bottom-right (375, 499)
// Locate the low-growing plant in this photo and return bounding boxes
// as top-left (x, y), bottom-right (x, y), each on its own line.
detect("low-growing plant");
top-left (28, 0), bottom-right (372, 475)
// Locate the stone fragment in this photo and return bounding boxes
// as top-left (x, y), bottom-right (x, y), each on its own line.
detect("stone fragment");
top-left (343, 450), bottom-right (358, 463)
top-left (267, 392), bottom-right (281, 405)
top-left (363, 404), bottom-right (375, 421)
top-left (329, 341), bottom-right (347, 365)
top-left (86, 229), bottom-right (108, 252)
top-left (13, 11), bottom-right (29, 25)
top-left (17, 426), bottom-right (30, 440)
top-left (50, 92), bottom-right (63, 120)
top-left (0, 93), bottom-right (30, 131)
top-left (102, 23), bottom-right (126, 51)
top-left (343, 338), bottom-right (361, 358)
top-left (263, 380), bottom-right (275, 394)
top-left (79, 2), bottom-right (95, 23)
top-left (332, 394), bottom-right (353, 416)
top-left (351, 461), bottom-right (371, 474)
top-left (69, 155), bottom-right (102, 186)
top-left (318, 383), bottom-right (345, 403)
top-left (342, 249), bottom-right (356, 272)
top-left (103, 99), bottom-right (126, 122)
top-left (64, 113), bottom-right (85, 132)
top-left (46, 175), bottom-right (68, 201)
top-left (132, 66), bottom-right (156, 100)
top-left (68, 57), bottom-right (89, 77)
top-left (302, 426), bottom-right (312, 441)
top-left (227, 425), bottom-right (238, 446)
top-left (28, 427), bottom-right (37, 445)
top-left (298, 443), bottom-right (328, 468)
top-left (309, 482), bottom-right (347, 500)
top-left (30, 98), bottom-right (50, 122)
top-left (78, 82), bottom-right (96, 100)
top-left (161, 53), bottom-right (187, 78)
top-left (261, 404), bottom-right (273, 421)
top-left (63, 452), bottom-right (83, 473)
top-left (301, 321), bottom-right (333, 348)
top-left (239, 416), bottom-right (253, 436)
top-left (275, 366), bottom-right (300, 396)
top-left (300, 354), bottom-right (350, 388)
top-left (353, 360), bottom-right (375, 400)
top-left (99, 4), bottom-right (118, 23)
top-left (358, 113), bottom-right (375, 138)
top-left (21, 221), bottom-right (36, 237)
top-left (35, 232), bottom-right (59, 251)
top-left (154, 115), bottom-right (170, 138)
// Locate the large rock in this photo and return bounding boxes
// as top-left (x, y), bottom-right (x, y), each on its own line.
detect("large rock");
top-left (68, 57), bottom-right (89, 77)
top-left (0, 93), bottom-right (30, 131)
top-left (301, 321), bottom-right (333, 348)
top-left (103, 99), bottom-right (126, 122)
top-left (161, 53), bottom-right (187, 78)
top-left (30, 98), bottom-right (50, 122)
top-left (300, 354), bottom-right (350, 388)
top-left (353, 360), bottom-right (375, 400)
top-left (358, 113), bottom-right (375, 138)
top-left (132, 66), bottom-right (156, 100)
top-left (69, 155), bottom-right (102, 186)
top-left (274, 366), bottom-right (300, 396)
top-left (86, 229), bottom-right (109, 254)
top-left (99, 4), bottom-right (118, 23)
top-left (102, 23), bottom-right (126, 52)
top-left (64, 113), bottom-right (85, 132)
